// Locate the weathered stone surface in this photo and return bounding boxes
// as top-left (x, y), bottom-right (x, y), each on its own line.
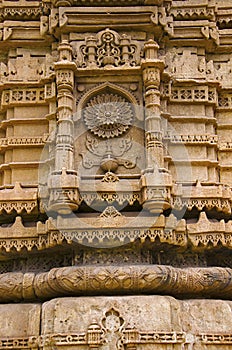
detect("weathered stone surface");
top-left (181, 300), bottom-right (232, 333)
top-left (0, 303), bottom-right (41, 337)
top-left (40, 296), bottom-right (232, 349)
top-left (42, 296), bottom-right (182, 334)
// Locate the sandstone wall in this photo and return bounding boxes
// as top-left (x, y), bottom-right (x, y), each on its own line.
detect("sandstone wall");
top-left (0, 0), bottom-right (232, 344)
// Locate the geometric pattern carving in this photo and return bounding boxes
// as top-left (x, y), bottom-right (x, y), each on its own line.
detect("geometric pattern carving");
top-left (162, 84), bottom-right (217, 104)
top-left (3, 332), bottom-right (232, 350)
top-left (2, 265), bottom-right (232, 302)
top-left (1, 88), bottom-right (45, 108)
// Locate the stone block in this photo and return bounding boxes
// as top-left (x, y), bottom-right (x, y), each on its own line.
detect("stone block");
top-left (42, 295), bottom-right (182, 334)
top-left (0, 303), bottom-right (41, 337)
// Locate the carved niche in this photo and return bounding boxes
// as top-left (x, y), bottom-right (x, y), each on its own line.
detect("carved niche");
top-left (74, 83), bottom-right (145, 179)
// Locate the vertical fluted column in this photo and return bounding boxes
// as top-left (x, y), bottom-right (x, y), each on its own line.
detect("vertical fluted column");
top-left (48, 36), bottom-right (80, 214)
top-left (141, 40), bottom-right (171, 214)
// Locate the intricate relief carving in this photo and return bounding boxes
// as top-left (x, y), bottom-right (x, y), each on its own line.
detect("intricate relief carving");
top-left (0, 336), bottom-right (38, 349)
top-left (0, 136), bottom-right (46, 150)
top-left (164, 133), bottom-right (218, 145)
top-left (79, 28), bottom-right (140, 68)
top-left (1, 331), bottom-right (232, 350)
top-left (2, 265), bottom-right (232, 301)
top-left (170, 6), bottom-right (214, 20)
top-left (198, 334), bottom-right (232, 344)
top-left (100, 308), bottom-right (124, 350)
top-left (0, 1), bottom-right (50, 20)
top-left (81, 192), bottom-right (140, 206)
top-left (218, 92), bottom-right (232, 109)
top-left (1, 88), bottom-right (45, 109)
top-left (2, 210), bottom-right (232, 252)
top-left (172, 197), bottom-right (231, 215)
top-left (100, 206), bottom-right (122, 218)
top-left (83, 93), bottom-right (133, 139)
top-left (162, 84), bottom-right (217, 104)
top-left (102, 172), bottom-right (119, 183)
top-left (83, 247), bottom-right (151, 265)
top-left (0, 184), bottom-right (37, 215)
top-left (81, 134), bottom-right (136, 172)
top-left (1, 49), bottom-right (56, 83)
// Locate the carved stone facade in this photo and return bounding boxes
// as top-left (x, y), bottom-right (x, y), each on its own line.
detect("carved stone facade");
top-left (0, 0), bottom-right (232, 347)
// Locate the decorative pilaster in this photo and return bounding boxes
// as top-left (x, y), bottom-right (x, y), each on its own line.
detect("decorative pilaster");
top-left (48, 36), bottom-right (81, 214)
top-left (141, 40), bottom-right (172, 214)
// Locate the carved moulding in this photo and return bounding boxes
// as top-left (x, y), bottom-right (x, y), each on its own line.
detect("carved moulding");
top-left (52, 0), bottom-right (163, 6)
top-left (3, 211), bottom-right (232, 252)
top-left (57, 6), bottom-right (160, 33)
top-left (0, 183), bottom-right (37, 215)
top-left (2, 331), bottom-right (232, 350)
top-left (169, 5), bottom-right (215, 21)
top-left (1, 88), bottom-right (45, 108)
top-left (1, 265), bottom-right (232, 302)
top-left (44, 182), bottom-right (232, 216)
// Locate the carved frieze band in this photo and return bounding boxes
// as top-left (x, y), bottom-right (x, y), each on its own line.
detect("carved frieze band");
top-left (164, 133), bottom-right (218, 145)
top-left (0, 331), bottom-right (232, 350)
top-left (162, 84), bottom-right (217, 104)
top-left (1, 88), bottom-right (45, 108)
top-left (1, 265), bottom-right (232, 302)
top-left (2, 210), bottom-right (232, 252)
top-left (0, 136), bottom-right (46, 150)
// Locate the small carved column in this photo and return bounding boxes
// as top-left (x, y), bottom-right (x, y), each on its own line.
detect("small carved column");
top-left (48, 36), bottom-right (81, 214)
top-left (120, 34), bottom-right (131, 66)
top-left (87, 321), bottom-right (102, 349)
top-left (142, 40), bottom-right (164, 171)
top-left (85, 36), bottom-right (97, 68)
top-left (55, 38), bottom-right (75, 171)
top-left (141, 40), bottom-right (172, 214)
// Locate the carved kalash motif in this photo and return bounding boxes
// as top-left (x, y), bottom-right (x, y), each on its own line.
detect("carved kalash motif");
top-left (0, 0), bottom-right (232, 347)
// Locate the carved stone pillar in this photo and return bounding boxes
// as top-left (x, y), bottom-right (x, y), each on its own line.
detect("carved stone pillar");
top-left (142, 40), bottom-right (164, 171)
top-left (48, 37), bottom-right (81, 214)
top-left (141, 40), bottom-right (172, 214)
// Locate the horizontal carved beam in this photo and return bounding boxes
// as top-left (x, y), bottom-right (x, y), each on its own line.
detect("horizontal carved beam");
top-left (1, 265), bottom-right (232, 302)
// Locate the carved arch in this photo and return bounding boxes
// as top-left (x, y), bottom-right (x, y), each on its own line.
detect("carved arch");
top-left (76, 82), bottom-right (139, 113)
